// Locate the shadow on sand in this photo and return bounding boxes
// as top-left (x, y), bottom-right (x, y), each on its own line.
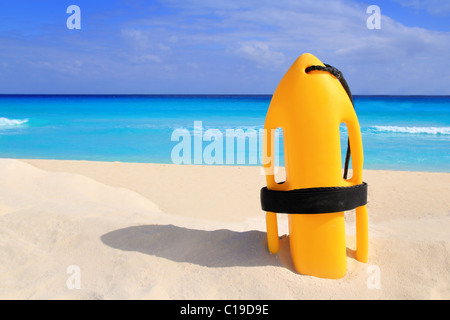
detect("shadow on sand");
top-left (101, 224), bottom-right (296, 271)
top-left (101, 224), bottom-right (359, 273)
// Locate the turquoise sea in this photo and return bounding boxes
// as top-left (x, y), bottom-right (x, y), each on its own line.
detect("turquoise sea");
top-left (0, 95), bottom-right (449, 172)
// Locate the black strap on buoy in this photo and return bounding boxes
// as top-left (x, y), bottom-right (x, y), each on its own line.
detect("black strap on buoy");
top-left (261, 182), bottom-right (367, 214)
top-left (260, 63), bottom-right (368, 215)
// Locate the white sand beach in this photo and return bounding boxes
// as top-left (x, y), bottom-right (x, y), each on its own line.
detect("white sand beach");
top-left (0, 158), bottom-right (449, 299)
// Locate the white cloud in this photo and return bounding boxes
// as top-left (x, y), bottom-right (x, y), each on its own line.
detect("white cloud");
top-left (235, 42), bottom-right (285, 68)
top-left (180, 0), bottom-right (450, 94)
top-left (186, 62), bottom-right (199, 69)
top-left (103, 1), bottom-right (450, 93)
top-left (130, 54), bottom-right (162, 64)
top-left (120, 28), bottom-right (149, 49)
top-left (29, 60), bottom-right (84, 75)
top-left (394, 0), bottom-right (450, 16)
top-left (2, 0), bottom-right (450, 94)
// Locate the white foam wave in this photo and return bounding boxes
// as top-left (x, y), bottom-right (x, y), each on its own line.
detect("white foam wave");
top-left (0, 117), bottom-right (29, 128)
top-left (369, 126), bottom-right (450, 135)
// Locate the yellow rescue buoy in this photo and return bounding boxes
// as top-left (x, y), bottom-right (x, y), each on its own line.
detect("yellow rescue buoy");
top-left (260, 53), bottom-right (368, 279)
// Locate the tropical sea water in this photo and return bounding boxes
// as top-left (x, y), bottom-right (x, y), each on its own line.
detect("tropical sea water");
top-left (0, 95), bottom-right (449, 172)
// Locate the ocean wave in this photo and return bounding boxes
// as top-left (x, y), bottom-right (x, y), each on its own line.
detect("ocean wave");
top-left (368, 126), bottom-right (450, 135)
top-left (0, 117), bottom-right (29, 128)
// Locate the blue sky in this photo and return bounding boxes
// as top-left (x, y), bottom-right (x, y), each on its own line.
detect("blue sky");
top-left (0, 0), bottom-right (449, 94)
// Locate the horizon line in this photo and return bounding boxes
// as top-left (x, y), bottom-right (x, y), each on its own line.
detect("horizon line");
top-left (1, 94), bottom-right (450, 98)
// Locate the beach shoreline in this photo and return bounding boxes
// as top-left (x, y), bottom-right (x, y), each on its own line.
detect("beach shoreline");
top-left (0, 158), bottom-right (449, 299)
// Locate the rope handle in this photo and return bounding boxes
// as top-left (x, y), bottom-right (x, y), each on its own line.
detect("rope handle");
top-left (305, 63), bottom-right (354, 179)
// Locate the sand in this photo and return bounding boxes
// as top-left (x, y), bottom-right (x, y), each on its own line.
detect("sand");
top-left (0, 158), bottom-right (449, 299)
